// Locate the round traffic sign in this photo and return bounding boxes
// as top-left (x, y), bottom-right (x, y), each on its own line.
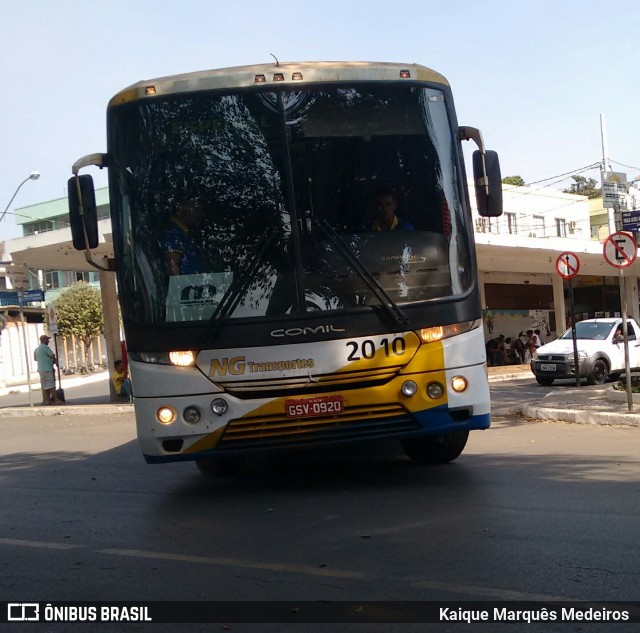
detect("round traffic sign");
top-left (603, 231), bottom-right (638, 268)
top-left (555, 251), bottom-right (580, 279)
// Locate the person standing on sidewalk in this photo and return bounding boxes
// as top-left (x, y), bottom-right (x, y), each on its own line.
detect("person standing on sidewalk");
top-left (34, 334), bottom-right (62, 405)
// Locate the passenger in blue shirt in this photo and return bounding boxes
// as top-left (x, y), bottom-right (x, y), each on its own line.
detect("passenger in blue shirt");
top-left (163, 198), bottom-right (205, 275)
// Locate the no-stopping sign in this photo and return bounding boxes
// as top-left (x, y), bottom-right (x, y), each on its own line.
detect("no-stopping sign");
top-left (603, 232), bottom-right (638, 269)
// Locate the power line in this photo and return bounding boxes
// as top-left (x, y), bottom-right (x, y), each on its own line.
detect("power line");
top-left (524, 162), bottom-right (602, 187)
top-left (1, 209), bottom-right (70, 228)
top-left (609, 159), bottom-right (640, 174)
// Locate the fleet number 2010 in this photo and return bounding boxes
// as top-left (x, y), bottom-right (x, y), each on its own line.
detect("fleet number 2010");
top-left (346, 337), bottom-right (406, 361)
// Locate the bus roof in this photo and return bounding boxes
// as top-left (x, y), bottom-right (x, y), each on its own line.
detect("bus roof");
top-left (108, 61), bottom-right (450, 107)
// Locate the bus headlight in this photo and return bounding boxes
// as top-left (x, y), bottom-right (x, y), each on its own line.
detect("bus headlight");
top-left (157, 406), bottom-right (177, 425)
top-left (417, 320), bottom-right (478, 343)
top-left (401, 380), bottom-right (418, 397)
top-left (211, 398), bottom-right (228, 416)
top-left (426, 382), bottom-right (444, 399)
top-left (169, 351), bottom-right (196, 366)
top-left (451, 376), bottom-right (468, 393)
top-left (183, 406), bottom-right (201, 425)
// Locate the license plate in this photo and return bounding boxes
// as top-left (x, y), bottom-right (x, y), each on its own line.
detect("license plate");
top-left (285, 395), bottom-right (344, 418)
top-left (540, 363), bottom-right (556, 372)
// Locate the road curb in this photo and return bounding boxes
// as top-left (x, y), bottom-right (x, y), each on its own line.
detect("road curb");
top-left (522, 403), bottom-right (640, 427)
top-left (0, 404), bottom-right (133, 417)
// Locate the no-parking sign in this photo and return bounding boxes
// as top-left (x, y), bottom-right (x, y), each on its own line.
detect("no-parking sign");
top-left (603, 232), bottom-right (637, 269)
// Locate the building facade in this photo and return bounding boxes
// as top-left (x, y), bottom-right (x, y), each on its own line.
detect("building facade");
top-left (1, 183), bottom-right (639, 386)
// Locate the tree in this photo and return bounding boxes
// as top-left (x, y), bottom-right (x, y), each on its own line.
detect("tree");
top-left (563, 175), bottom-right (601, 199)
top-left (55, 282), bottom-right (104, 370)
top-left (502, 175), bottom-right (525, 186)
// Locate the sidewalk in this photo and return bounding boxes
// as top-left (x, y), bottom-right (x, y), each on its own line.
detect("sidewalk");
top-left (0, 371), bottom-right (132, 416)
top-left (487, 363), bottom-right (532, 383)
top-left (1, 364), bottom-right (639, 426)
top-left (488, 363), bottom-right (640, 426)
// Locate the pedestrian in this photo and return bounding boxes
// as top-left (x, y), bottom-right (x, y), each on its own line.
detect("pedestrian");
top-left (485, 337), bottom-right (500, 366)
top-left (34, 334), bottom-right (62, 405)
top-left (532, 329), bottom-right (543, 348)
top-left (511, 333), bottom-right (527, 363)
top-left (524, 330), bottom-right (536, 362)
top-left (111, 359), bottom-right (133, 402)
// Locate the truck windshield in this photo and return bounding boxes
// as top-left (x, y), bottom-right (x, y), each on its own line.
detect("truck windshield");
top-left (561, 322), bottom-right (615, 340)
top-left (108, 83), bottom-right (471, 325)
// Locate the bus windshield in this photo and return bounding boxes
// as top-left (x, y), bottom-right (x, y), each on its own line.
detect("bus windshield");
top-left (109, 83), bottom-right (471, 325)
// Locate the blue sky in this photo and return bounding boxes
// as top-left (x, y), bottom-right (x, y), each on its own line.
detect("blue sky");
top-left (2, 0), bottom-right (639, 239)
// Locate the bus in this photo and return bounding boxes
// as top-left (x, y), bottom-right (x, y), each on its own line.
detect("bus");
top-left (68, 61), bottom-right (502, 474)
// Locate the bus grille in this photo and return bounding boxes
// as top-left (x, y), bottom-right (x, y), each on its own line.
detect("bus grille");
top-left (216, 367), bottom-right (399, 398)
top-left (217, 404), bottom-right (419, 450)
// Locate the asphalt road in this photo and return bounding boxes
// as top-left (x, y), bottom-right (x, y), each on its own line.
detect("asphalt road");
top-left (0, 381), bottom-right (638, 632)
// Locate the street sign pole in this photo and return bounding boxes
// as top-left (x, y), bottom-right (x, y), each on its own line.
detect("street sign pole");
top-left (616, 216), bottom-right (633, 411)
top-left (556, 252), bottom-right (581, 388)
top-left (18, 289), bottom-right (33, 407)
top-left (603, 230), bottom-right (638, 411)
top-left (567, 273), bottom-right (580, 389)
top-left (618, 265), bottom-right (632, 411)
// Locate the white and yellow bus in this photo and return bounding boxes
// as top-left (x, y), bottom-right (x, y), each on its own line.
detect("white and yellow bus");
top-left (68, 61), bottom-right (502, 474)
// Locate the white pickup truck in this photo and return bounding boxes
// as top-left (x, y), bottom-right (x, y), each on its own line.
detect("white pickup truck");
top-left (530, 317), bottom-right (640, 386)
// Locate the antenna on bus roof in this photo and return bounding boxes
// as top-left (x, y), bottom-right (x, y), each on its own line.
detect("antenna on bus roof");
top-left (270, 53), bottom-right (279, 66)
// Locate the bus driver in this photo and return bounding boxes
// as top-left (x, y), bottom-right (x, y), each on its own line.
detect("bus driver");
top-left (371, 185), bottom-right (414, 231)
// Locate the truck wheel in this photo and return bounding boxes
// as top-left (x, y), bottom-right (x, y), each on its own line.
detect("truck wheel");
top-left (587, 359), bottom-right (608, 385)
top-left (536, 376), bottom-right (554, 386)
top-left (195, 456), bottom-right (244, 476)
top-left (401, 431), bottom-right (469, 465)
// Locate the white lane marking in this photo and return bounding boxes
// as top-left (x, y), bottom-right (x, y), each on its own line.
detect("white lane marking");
top-left (415, 579), bottom-right (565, 601)
top-left (99, 547), bottom-right (364, 579)
top-left (0, 538), bottom-right (571, 601)
top-left (0, 537), bottom-right (81, 550)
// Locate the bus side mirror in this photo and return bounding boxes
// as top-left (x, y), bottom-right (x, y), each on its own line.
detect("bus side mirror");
top-left (68, 175), bottom-right (99, 249)
top-left (473, 150), bottom-right (503, 217)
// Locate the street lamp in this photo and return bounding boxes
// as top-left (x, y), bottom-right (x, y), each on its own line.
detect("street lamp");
top-left (0, 171), bottom-right (39, 406)
top-left (0, 171), bottom-right (40, 224)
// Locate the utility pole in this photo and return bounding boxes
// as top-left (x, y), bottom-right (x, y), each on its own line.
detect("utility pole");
top-left (600, 114), bottom-right (617, 235)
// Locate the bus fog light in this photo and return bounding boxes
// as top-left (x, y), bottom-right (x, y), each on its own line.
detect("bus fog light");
top-left (157, 406), bottom-right (177, 425)
top-left (451, 376), bottom-right (468, 393)
top-left (183, 406), bottom-right (201, 425)
top-left (426, 382), bottom-right (444, 399)
top-left (401, 380), bottom-right (418, 397)
top-left (211, 398), bottom-right (228, 416)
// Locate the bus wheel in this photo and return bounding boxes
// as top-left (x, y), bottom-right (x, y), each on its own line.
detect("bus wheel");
top-left (535, 376), bottom-right (554, 386)
top-left (195, 456), bottom-right (244, 476)
top-left (401, 431), bottom-right (469, 465)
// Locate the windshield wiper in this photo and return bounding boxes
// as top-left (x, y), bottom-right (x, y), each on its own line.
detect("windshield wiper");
top-left (314, 218), bottom-right (409, 328)
top-left (203, 230), bottom-right (276, 343)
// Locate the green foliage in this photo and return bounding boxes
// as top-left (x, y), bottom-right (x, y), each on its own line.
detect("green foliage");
top-left (55, 282), bottom-right (104, 366)
top-left (614, 376), bottom-right (640, 393)
top-left (502, 175), bottom-right (525, 186)
top-left (563, 175), bottom-right (601, 199)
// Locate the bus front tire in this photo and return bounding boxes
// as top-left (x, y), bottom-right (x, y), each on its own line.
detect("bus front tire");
top-left (195, 456), bottom-right (244, 476)
top-left (401, 431), bottom-right (469, 465)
